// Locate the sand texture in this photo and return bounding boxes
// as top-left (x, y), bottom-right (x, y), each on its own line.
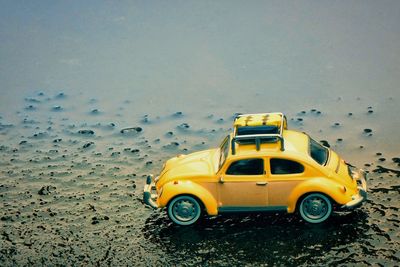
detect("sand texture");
top-left (0, 91), bottom-right (399, 266)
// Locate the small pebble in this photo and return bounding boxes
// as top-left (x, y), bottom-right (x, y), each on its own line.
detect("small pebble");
top-left (78, 130), bottom-right (95, 135)
top-left (120, 127), bottom-right (142, 134)
top-left (52, 106), bottom-right (62, 111)
top-left (141, 115), bottom-right (149, 123)
top-left (25, 97), bottom-right (40, 103)
top-left (178, 123), bottom-right (190, 129)
top-left (25, 105), bottom-right (36, 110)
top-left (55, 92), bottom-right (66, 99)
top-left (82, 142), bottom-right (94, 149)
top-left (38, 185), bottom-right (56, 195)
top-left (173, 111), bottom-right (183, 117)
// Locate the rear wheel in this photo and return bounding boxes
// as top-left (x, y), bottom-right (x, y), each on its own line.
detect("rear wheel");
top-left (167, 195), bottom-right (202, 226)
top-left (299, 193), bottom-right (332, 223)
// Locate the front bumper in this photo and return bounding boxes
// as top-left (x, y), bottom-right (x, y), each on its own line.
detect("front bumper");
top-left (143, 175), bottom-right (158, 208)
top-left (341, 169), bottom-right (367, 210)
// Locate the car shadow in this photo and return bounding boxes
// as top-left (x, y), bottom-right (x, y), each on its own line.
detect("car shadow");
top-left (141, 210), bottom-right (370, 265)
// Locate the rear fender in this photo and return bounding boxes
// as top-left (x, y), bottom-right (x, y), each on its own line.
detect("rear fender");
top-left (159, 180), bottom-right (218, 215)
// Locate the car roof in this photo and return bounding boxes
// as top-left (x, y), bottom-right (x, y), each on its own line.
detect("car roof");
top-left (229, 129), bottom-right (310, 160)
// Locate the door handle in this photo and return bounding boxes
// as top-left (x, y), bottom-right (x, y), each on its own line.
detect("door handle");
top-left (219, 176), bottom-right (225, 184)
top-left (256, 181), bottom-right (268, 186)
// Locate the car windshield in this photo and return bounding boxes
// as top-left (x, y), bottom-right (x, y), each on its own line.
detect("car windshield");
top-left (218, 135), bottom-right (230, 171)
top-left (309, 137), bottom-right (329, 165)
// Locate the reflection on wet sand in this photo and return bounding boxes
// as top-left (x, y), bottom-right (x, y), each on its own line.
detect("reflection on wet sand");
top-left (144, 211), bottom-right (371, 265)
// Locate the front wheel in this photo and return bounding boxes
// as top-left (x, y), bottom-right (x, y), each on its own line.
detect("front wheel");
top-left (299, 193), bottom-right (332, 223)
top-left (167, 195), bottom-right (202, 226)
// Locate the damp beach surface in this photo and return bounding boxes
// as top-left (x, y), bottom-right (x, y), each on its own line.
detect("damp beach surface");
top-left (1, 1), bottom-right (400, 266)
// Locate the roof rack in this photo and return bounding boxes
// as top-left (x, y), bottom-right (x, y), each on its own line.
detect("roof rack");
top-left (231, 112), bottom-right (287, 155)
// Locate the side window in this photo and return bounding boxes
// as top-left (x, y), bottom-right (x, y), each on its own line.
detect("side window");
top-left (226, 159), bottom-right (264, 175)
top-left (270, 158), bottom-right (304, 175)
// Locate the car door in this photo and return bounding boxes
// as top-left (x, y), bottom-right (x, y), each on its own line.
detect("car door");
top-left (217, 158), bottom-right (268, 212)
top-left (266, 157), bottom-right (306, 209)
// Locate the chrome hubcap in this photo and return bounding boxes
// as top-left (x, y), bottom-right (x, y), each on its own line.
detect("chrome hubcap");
top-left (173, 199), bottom-right (198, 222)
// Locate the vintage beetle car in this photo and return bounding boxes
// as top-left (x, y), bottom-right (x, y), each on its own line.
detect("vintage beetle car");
top-left (143, 113), bottom-right (367, 225)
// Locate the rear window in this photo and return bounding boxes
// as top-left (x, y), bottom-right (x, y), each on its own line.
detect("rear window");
top-left (270, 158), bottom-right (304, 174)
top-left (309, 138), bottom-right (329, 165)
top-left (237, 125), bottom-right (279, 136)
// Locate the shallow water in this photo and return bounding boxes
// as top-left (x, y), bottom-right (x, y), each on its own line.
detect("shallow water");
top-left (1, 1), bottom-right (400, 266)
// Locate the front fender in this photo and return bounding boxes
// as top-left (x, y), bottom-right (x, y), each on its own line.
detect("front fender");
top-left (159, 181), bottom-right (218, 215)
top-left (287, 178), bottom-right (351, 213)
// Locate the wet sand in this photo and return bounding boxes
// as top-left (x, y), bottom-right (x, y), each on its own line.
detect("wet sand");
top-left (1, 1), bottom-right (400, 266)
top-left (0, 91), bottom-right (399, 266)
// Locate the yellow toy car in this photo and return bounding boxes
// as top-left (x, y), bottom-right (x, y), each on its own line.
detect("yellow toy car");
top-left (143, 112), bottom-right (367, 225)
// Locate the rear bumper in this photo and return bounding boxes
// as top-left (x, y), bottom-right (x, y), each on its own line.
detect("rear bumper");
top-left (341, 169), bottom-right (367, 210)
top-left (143, 175), bottom-right (158, 209)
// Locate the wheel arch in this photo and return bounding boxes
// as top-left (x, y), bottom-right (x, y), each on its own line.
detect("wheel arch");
top-left (287, 178), bottom-right (349, 213)
top-left (159, 180), bottom-right (218, 215)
